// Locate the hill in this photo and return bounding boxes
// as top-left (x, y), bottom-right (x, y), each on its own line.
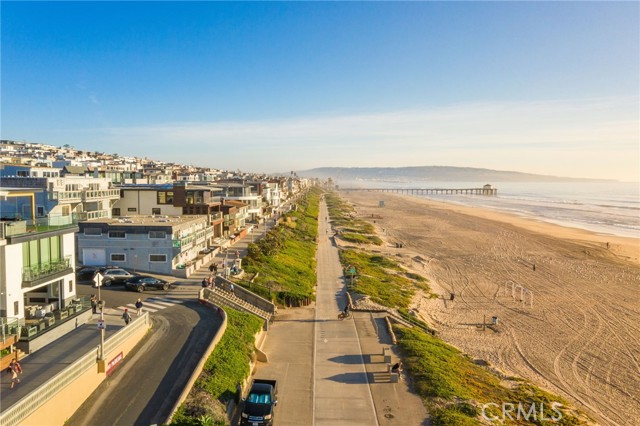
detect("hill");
top-left (295, 166), bottom-right (614, 183)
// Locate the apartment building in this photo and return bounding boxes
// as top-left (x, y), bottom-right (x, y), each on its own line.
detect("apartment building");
top-left (0, 164), bottom-right (121, 222)
top-left (76, 215), bottom-right (213, 276)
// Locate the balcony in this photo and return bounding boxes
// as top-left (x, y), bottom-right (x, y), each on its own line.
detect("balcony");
top-left (82, 188), bottom-right (121, 202)
top-left (22, 256), bottom-right (73, 284)
top-left (1, 317), bottom-right (20, 344)
top-left (74, 209), bottom-right (110, 221)
top-left (1, 215), bottom-right (78, 240)
top-left (48, 190), bottom-right (83, 203)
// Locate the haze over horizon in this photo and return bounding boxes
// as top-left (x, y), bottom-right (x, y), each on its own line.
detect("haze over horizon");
top-left (2, 2), bottom-right (638, 181)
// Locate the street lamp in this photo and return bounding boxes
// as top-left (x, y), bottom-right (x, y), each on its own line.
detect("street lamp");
top-left (94, 273), bottom-right (106, 364)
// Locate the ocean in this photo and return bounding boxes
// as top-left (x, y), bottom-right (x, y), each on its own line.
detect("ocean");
top-left (337, 180), bottom-right (640, 239)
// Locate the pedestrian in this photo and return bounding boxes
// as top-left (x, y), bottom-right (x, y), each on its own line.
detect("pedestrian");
top-left (122, 308), bottom-right (131, 325)
top-left (209, 276), bottom-right (215, 289)
top-left (229, 283), bottom-right (235, 295)
top-left (202, 278), bottom-right (208, 288)
top-left (209, 263), bottom-right (214, 273)
top-left (213, 263), bottom-right (218, 274)
top-left (90, 294), bottom-right (97, 314)
top-left (450, 292), bottom-right (455, 301)
top-left (135, 298), bottom-right (143, 316)
top-left (8, 359), bottom-right (21, 389)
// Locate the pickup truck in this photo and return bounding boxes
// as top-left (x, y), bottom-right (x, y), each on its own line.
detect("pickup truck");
top-left (240, 379), bottom-right (278, 426)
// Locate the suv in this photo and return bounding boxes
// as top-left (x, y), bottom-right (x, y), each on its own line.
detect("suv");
top-left (95, 268), bottom-right (139, 287)
top-left (76, 265), bottom-right (119, 282)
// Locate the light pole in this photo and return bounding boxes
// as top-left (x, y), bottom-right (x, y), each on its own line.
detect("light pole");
top-left (94, 273), bottom-right (106, 366)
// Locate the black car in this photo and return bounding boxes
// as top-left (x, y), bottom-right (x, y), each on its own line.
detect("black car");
top-left (124, 276), bottom-right (171, 292)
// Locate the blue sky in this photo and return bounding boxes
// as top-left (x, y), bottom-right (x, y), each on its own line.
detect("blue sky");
top-left (2, 1), bottom-right (638, 180)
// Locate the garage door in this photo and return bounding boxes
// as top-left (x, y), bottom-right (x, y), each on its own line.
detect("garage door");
top-left (83, 248), bottom-right (106, 266)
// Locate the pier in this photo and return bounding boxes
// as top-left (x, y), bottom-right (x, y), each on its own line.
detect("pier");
top-left (340, 184), bottom-right (497, 196)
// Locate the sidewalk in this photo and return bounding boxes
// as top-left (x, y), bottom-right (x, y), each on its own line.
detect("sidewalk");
top-left (0, 308), bottom-right (133, 411)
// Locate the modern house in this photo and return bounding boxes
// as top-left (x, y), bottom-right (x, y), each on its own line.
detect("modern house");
top-left (76, 215), bottom-right (214, 276)
top-left (0, 188), bottom-right (90, 356)
top-left (0, 165), bottom-right (121, 222)
top-left (114, 182), bottom-right (225, 240)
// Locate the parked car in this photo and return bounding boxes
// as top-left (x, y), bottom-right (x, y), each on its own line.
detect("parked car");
top-left (124, 276), bottom-right (171, 292)
top-left (76, 265), bottom-right (119, 281)
top-left (240, 379), bottom-right (278, 426)
top-left (95, 268), bottom-right (139, 287)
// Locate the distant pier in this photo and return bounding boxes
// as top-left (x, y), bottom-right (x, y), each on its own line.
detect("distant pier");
top-left (340, 184), bottom-right (497, 196)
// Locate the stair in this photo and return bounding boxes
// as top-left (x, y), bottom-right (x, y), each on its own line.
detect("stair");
top-left (205, 287), bottom-right (273, 324)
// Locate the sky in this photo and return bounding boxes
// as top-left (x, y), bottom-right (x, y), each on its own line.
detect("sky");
top-left (1, 1), bottom-right (638, 181)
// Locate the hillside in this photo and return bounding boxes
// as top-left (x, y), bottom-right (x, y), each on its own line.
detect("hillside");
top-left (295, 166), bottom-right (614, 183)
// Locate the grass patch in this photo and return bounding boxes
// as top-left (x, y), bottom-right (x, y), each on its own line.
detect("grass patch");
top-left (239, 187), bottom-right (321, 306)
top-left (339, 249), bottom-right (429, 309)
top-left (394, 325), bottom-right (584, 425)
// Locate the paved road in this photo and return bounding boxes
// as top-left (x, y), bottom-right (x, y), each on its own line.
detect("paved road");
top-left (66, 301), bottom-right (221, 426)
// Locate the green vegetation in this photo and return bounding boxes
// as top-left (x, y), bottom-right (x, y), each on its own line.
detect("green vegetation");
top-left (395, 326), bottom-right (584, 425)
top-left (339, 249), bottom-right (429, 309)
top-left (341, 232), bottom-right (383, 245)
top-left (170, 308), bottom-right (264, 426)
top-left (238, 187), bottom-right (321, 306)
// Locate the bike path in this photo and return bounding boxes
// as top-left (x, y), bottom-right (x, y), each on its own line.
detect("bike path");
top-left (251, 198), bottom-right (427, 425)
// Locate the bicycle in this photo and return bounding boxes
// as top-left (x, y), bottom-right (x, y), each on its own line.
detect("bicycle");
top-left (338, 311), bottom-right (351, 320)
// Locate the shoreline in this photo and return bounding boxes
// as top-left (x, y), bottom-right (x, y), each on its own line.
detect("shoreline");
top-left (400, 194), bottom-right (639, 265)
top-left (339, 190), bottom-right (640, 425)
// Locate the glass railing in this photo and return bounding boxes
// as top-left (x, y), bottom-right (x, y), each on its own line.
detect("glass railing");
top-left (1, 215), bottom-right (78, 238)
top-left (74, 209), bottom-right (110, 221)
top-left (1, 317), bottom-right (20, 342)
top-left (20, 296), bottom-right (91, 341)
top-left (22, 256), bottom-right (72, 282)
top-left (82, 188), bottom-right (121, 201)
top-left (48, 190), bottom-right (83, 202)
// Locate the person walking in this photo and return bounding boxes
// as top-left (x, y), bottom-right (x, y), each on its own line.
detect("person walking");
top-left (135, 298), bottom-right (143, 316)
top-left (202, 278), bottom-right (208, 288)
top-left (90, 294), bottom-right (97, 314)
top-left (213, 263), bottom-right (218, 275)
top-left (122, 308), bottom-right (132, 325)
top-left (229, 283), bottom-right (234, 295)
top-left (9, 359), bottom-right (21, 389)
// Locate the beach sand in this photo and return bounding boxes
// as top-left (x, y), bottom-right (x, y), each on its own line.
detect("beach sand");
top-left (340, 191), bottom-right (640, 426)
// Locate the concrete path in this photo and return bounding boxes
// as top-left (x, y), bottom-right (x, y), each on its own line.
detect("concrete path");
top-left (251, 198), bottom-right (428, 425)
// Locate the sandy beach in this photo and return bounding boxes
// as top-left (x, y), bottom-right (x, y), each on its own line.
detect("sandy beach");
top-left (340, 191), bottom-right (640, 426)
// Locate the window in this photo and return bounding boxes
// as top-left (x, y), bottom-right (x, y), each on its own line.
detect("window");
top-left (149, 231), bottom-right (166, 239)
top-left (127, 207), bottom-right (137, 212)
top-left (36, 206), bottom-right (45, 217)
top-left (108, 231), bottom-right (126, 239)
top-left (152, 208), bottom-right (161, 215)
top-left (84, 227), bottom-right (102, 236)
top-left (111, 253), bottom-right (126, 262)
top-left (14, 301), bottom-right (19, 316)
top-left (69, 280), bottom-right (73, 292)
top-left (22, 235), bottom-right (62, 268)
top-left (149, 254), bottom-right (167, 262)
top-left (157, 191), bottom-right (174, 205)
top-left (112, 208), bottom-right (121, 216)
